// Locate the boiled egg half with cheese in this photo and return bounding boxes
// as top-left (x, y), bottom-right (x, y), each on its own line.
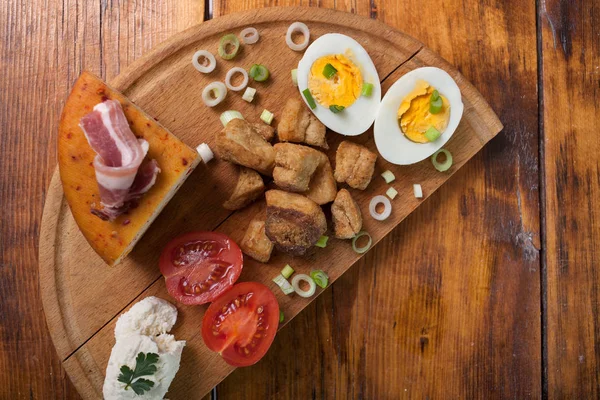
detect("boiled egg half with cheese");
top-left (374, 67), bottom-right (464, 165)
top-left (297, 33), bottom-right (381, 136)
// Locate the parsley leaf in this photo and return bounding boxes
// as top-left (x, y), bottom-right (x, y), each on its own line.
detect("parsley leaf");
top-left (117, 352), bottom-right (159, 395)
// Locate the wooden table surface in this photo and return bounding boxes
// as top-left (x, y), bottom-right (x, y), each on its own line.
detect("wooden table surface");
top-left (0, 0), bottom-right (596, 398)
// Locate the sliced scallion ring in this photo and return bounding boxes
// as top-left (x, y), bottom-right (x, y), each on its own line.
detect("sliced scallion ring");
top-left (249, 64), bottom-right (270, 82)
top-left (240, 27), bottom-right (259, 44)
top-left (361, 82), bottom-right (374, 97)
top-left (202, 81), bottom-right (227, 107)
top-left (430, 90), bottom-right (443, 114)
top-left (352, 231), bottom-right (372, 254)
top-left (225, 67), bottom-right (249, 91)
top-left (310, 270), bottom-right (329, 288)
top-left (220, 110), bottom-right (244, 127)
top-left (386, 187), bottom-right (398, 200)
top-left (192, 50), bottom-right (216, 74)
top-left (315, 235), bottom-right (329, 248)
top-left (260, 109), bottom-right (274, 125)
top-left (381, 170), bottom-right (396, 183)
top-left (273, 274), bottom-right (294, 295)
top-left (303, 88), bottom-right (317, 110)
top-left (242, 87), bottom-right (256, 103)
top-left (196, 143), bottom-right (214, 163)
top-left (322, 63), bottom-right (338, 79)
top-left (291, 69), bottom-right (298, 86)
top-left (369, 195), bottom-right (392, 221)
top-left (413, 184), bottom-right (423, 198)
top-left (431, 149), bottom-right (453, 172)
top-left (329, 105), bottom-right (345, 114)
top-left (218, 34), bottom-right (240, 60)
top-left (279, 310), bottom-right (284, 323)
top-left (281, 264), bottom-right (295, 279)
top-left (425, 126), bottom-right (441, 142)
top-left (291, 274), bottom-right (316, 298)
top-left (286, 22), bottom-right (310, 52)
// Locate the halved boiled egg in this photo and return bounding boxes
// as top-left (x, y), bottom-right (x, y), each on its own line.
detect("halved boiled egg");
top-left (297, 34), bottom-right (381, 136)
top-left (374, 67), bottom-right (464, 165)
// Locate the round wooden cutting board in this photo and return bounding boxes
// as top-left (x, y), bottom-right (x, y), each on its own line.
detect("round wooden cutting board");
top-left (39, 7), bottom-right (502, 399)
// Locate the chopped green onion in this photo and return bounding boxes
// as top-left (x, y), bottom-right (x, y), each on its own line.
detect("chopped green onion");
top-left (315, 235), bottom-right (329, 248)
top-left (352, 231), bottom-right (372, 254)
top-left (361, 82), bottom-right (374, 97)
top-left (322, 63), bottom-right (338, 79)
top-left (429, 91), bottom-right (443, 114)
top-left (431, 149), bottom-right (453, 172)
top-left (272, 274), bottom-right (294, 295)
top-left (260, 109), bottom-right (274, 125)
top-left (303, 89), bottom-right (317, 110)
top-left (329, 105), bottom-right (345, 114)
top-left (291, 274), bottom-right (316, 298)
top-left (413, 184), bottom-right (423, 198)
top-left (220, 110), bottom-right (244, 127)
top-left (218, 34), bottom-right (240, 60)
top-left (386, 187), bottom-right (398, 200)
top-left (291, 69), bottom-right (298, 86)
top-left (249, 64), bottom-right (270, 82)
top-left (310, 270), bottom-right (329, 288)
top-left (279, 310), bottom-right (284, 323)
top-left (242, 87), bottom-right (256, 103)
top-left (424, 126), bottom-right (441, 142)
top-left (281, 264), bottom-right (295, 279)
top-left (381, 170), bottom-right (396, 184)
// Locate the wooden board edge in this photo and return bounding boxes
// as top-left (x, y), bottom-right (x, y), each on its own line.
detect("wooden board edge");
top-left (110, 6), bottom-right (423, 92)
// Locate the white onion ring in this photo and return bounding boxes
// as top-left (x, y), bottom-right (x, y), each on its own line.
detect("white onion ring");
top-left (369, 195), bottom-right (392, 221)
top-left (192, 50), bottom-right (216, 73)
top-left (291, 274), bottom-right (316, 298)
top-left (240, 27), bottom-right (259, 44)
top-left (196, 143), bottom-right (214, 163)
top-left (225, 67), bottom-right (249, 92)
top-left (286, 22), bottom-right (310, 52)
top-left (202, 82), bottom-right (227, 107)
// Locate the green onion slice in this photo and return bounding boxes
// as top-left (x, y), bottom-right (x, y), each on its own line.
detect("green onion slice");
top-left (315, 235), bottom-right (329, 248)
top-left (260, 109), bottom-right (274, 125)
top-left (281, 264), bottom-right (295, 279)
top-left (329, 105), bottom-right (345, 114)
top-left (291, 69), bottom-right (298, 86)
top-left (361, 82), bottom-right (374, 97)
top-left (413, 184), bottom-right (423, 198)
top-left (272, 274), bottom-right (294, 295)
top-left (429, 91), bottom-right (443, 114)
top-left (249, 64), bottom-right (270, 82)
top-left (322, 63), bottom-right (338, 79)
top-left (242, 87), bottom-right (256, 103)
top-left (220, 110), bottom-right (244, 127)
top-left (291, 274), bottom-right (316, 298)
top-left (424, 126), bottom-right (441, 142)
top-left (352, 231), bottom-right (372, 254)
top-left (303, 89), bottom-right (317, 110)
top-left (218, 34), bottom-right (240, 60)
top-left (279, 311), bottom-right (284, 323)
top-left (431, 149), bottom-right (453, 172)
top-left (310, 270), bottom-right (329, 288)
top-left (381, 170), bottom-right (396, 184)
top-left (386, 187), bottom-right (398, 200)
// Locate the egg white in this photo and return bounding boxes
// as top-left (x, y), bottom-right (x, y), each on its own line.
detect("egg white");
top-left (297, 34), bottom-right (381, 136)
top-left (374, 67), bottom-right (464, 165)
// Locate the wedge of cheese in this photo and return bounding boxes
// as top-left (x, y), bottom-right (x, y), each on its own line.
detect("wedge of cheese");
top-left (58, 72), bottom-right (200, 266)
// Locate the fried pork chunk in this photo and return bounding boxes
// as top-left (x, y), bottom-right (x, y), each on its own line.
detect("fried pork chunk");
top-left (277, 98), bottom-right (328, 149)
top-left (222, 167), bottom-right (265, 210)
top-left (331, 189), bottom-right (363, 239)
top-left (214, 118), bottom-right (275, 175)
top-left (334, 141), bottom-right (377, 190)
top-left (305, 154), bottom-right (337, 205)
top-left (265, 190), bottom-right (327, 256)
top-left (273, 143), bottom-right (322, 192)
top-left (240, 218), bottom-right (274, 263)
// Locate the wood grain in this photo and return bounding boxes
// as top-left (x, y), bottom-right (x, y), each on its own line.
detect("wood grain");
top-left (39, 8), bottom-right (501, 398)
top-left (0, 1), bottom-right (203, 399)
top-left (212, 1), bottom-right (542, 399)
top-left (542, 0), bottom-right (600, 398)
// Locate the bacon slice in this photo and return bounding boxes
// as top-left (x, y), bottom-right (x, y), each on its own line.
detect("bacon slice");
top-left (80, 100), bottom-right (159, 220)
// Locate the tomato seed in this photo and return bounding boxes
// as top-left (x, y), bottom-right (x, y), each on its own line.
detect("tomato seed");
top-left (257, 306), bottom-right (263, 314)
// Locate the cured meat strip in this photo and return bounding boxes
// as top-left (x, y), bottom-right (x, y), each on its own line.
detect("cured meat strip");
top-left (80, 100), bottom-right (159, 220)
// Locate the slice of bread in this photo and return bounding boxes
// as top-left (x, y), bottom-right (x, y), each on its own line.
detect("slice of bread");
top-left (58, 72), bottom-right (200, 266)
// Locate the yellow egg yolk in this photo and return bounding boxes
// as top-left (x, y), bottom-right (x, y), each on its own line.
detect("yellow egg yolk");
top-left (308, 54), bottom-right (363, 108)
top-left (397, 80), bottom-right (451, 143)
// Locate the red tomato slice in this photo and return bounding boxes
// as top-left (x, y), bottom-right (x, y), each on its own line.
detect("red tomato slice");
top-left (201, 282), bottom-right (280, 367)
top-left (159, 231), bottom-right (243, 305)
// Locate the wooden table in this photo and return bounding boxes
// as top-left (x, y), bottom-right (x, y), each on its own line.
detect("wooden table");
top-left (0, 0), bottom-right (596, 398)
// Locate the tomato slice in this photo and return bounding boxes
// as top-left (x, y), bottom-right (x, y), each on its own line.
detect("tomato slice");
top-left (159, 232), bottom-right (243, 305)
top-left (201, 282), bottom-right (280, 367)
